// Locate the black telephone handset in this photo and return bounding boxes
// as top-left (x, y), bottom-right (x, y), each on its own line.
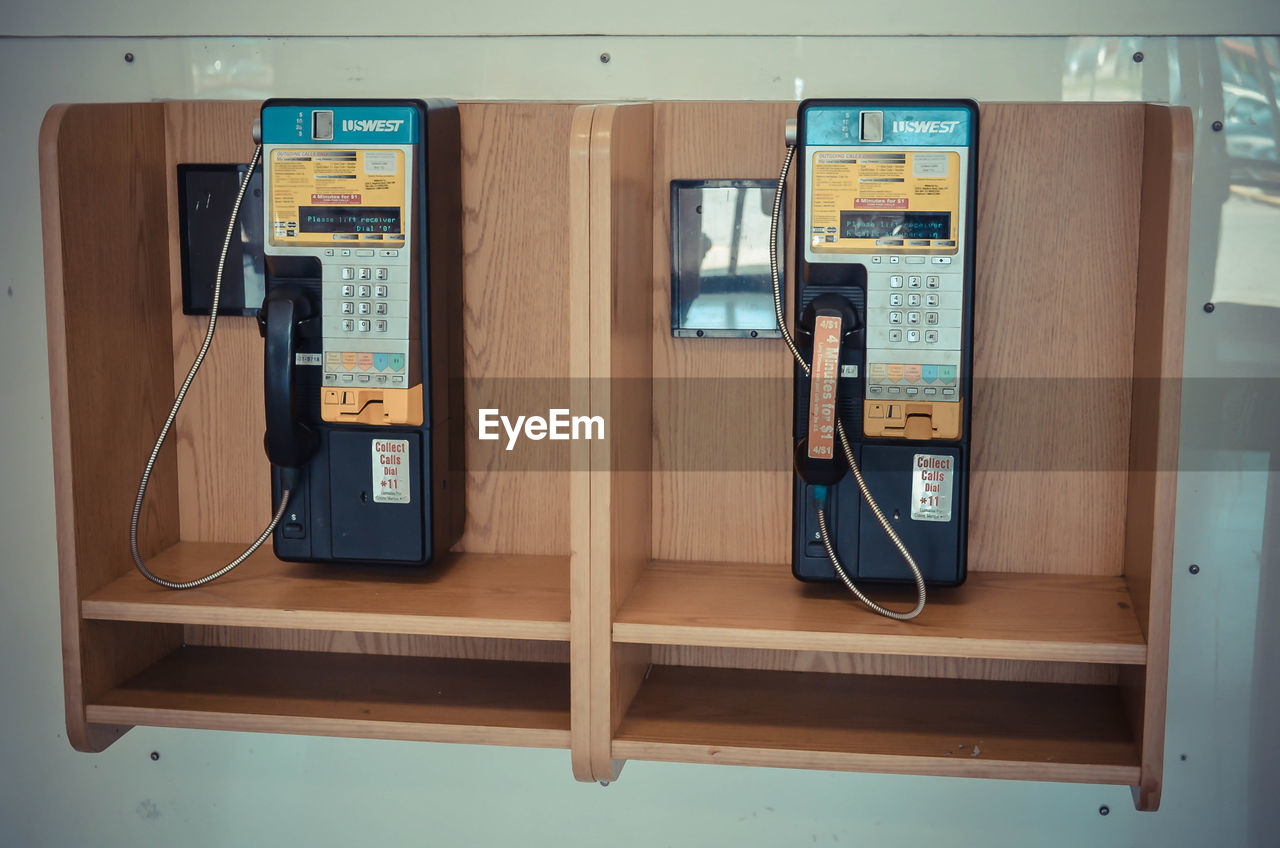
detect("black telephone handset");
top-left (259, 285), bottom-right (318, 478)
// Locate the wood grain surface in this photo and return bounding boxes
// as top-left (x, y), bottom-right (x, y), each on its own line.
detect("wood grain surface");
top-left (184, 625), bottom-right (569, 663)
top-left (83, 544), bottom-right (570, 640)
top-left (613, 665), bottom-right (1139, 784)
top-left (1119, 103), bottom-right (1193, 812)
top-left (614, 561), bottom-right (1146, 664)
top-left (87, 646), bottom-right (570, 748)
top-left (41, 103), bottom-right (185, 751)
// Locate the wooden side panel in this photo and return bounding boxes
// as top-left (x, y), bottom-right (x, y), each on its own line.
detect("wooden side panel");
top-left (40, 103), bottom-right (184, 751)
top-left (568, 104), bottom-right (597, 781)
top-left (1122, 104), bottom-right (1193, 812)
top-left (586, 103), bottom-right (656, 780)
top-left (162, 102), bottom-right (578, 555)
top-left (968, 103), bottom-right (1144, 575)
top-left (649, 102), bottom-right (1146, 577)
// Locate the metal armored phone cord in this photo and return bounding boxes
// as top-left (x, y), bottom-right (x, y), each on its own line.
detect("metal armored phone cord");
top-left (128, 145), bottom-right (291, 590)
top-left (769, 144), bottom-right (926, 621)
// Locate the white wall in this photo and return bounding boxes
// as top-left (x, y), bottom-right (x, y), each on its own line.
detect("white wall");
top-left (1, 13), bottom-right (1277, 848)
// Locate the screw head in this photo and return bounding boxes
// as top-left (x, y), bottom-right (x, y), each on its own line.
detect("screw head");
top-left (599, 52), bottom-right (611, 64)
top-left (1211, 120), bottom-right (1224, 132)
top-left (1180, 754), bottom-right (1188, 761)
top-left (1099, 805), bottom-right (1110, 816)
top-left (150, 751), bottom-right (160, 761)
top-left (1132, 52), bottom-right (1144, 63)
top-left (124, 52), bottom-right (135, 64)
top-left (1203, 302), bottom-right (1215, 313)
top-left (696, 329), bottom-right (704, 337)
top-left (1189, 563), bottom-right (1200, 575)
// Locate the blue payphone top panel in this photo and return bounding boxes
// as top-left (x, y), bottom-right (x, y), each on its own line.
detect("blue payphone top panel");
top-left (262, 103), bottom-right (419, 145)
top-left (803, 103), bottom-right (972, 147)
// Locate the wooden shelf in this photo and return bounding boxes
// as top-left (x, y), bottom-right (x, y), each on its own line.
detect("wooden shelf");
top-left (614, 561), bottom-right (1146, 664)
top-left (613, 665), bottom-right (1140, 785)
top-left (83, 544), bottom-right (569, 641)
top-left (87, 646), bottom-right (570, 748)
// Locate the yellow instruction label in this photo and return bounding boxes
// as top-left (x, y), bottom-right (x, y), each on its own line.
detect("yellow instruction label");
top-left (268, 148), bottom-right (407, 247)
top-left (809, 150), bottom-right (961, 255)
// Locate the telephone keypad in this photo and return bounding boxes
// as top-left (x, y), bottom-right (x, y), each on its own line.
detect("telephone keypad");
top-left (324, 261), bottom-right (409, 380)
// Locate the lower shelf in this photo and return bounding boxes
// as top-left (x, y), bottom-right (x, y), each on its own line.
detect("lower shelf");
top-left (613, 665), bottom-right (1140, 785)
top-left (87, 646), bottom-right (571, 749)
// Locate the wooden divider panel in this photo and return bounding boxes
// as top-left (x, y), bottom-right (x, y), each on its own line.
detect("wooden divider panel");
top-left (41, 103), bottom-right (185, 751)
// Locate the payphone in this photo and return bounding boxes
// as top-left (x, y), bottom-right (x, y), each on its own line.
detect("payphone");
top-left (130, 99), bottom-right (463, 588)
top-left (772, 99), bottom-right (978, 619)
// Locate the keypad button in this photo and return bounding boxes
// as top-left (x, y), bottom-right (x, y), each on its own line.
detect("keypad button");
top-left (341, 318), bottom-right (355, 332)
top-left (906, 311), bottom-right (920, 324)
top-left (868, 384), bottom-right (884, 395)
top-left (888, 256), bottom-right (900, 264)
top-left (870, 256), bottom-right (882, 264)
top-left (357, 319), bottom-right (371, 332)
top-left (926, 312), bottom-right (939, 325)
top-left (889, 311), bottom-right (903, 324)
top-left (926, 275), bottom-right (940, 288)
top-left (906, 329), bottom-right (921, 343)
top-left (357, 268), bottom-right (372, 281)
top-left (889, 294), bottom-right (903, 307)
top-left (340, 249), bottom-right (352, 257)
top-left (375, 302), bottom-right (388, 315)
top-left (375, 374), bottom-right (388, 384)
top-left (375, 320), bottom-right (387, 332)
top-left (374, 285), bottom-right (388, 297)
top-left (340, 373), bottom-right (354, 383)
top-left (925, 330), bottom-right (939, 343)
top-left (357, 285), bottom-right (371, 298)
top-left (924, 387), bottom-right (937, 396)
top-left (323, 248), bottom-right (335, 257)
top-left (379, 249), bottom-right (399, 258)
top-left (905, 255), bottom-right (926, 264)
top-left (355, 248), bottom-right (375, 257)
top-left (341, 284), bottom-right (354, 297)
top-left (887, 386), bottom-right (901, 395)
top-left (907, 275), bottom-right (921, 288)
top-left (324, 372), bottom-right (336, 383)
top-left (932, 256), bottom-right (952, 265)
top-left (907, 294), bottom-right (921, 307)
top-left (392, 375), bottom-right (404, 384)
top-left (906, 387), bottom-right (919, 396)
top-left (942, 387), bottom-right (956, 397)
top-left (889, 275), bottom-right (903, 288)
top-left (375, 268), bottom-right (389, 281)
top-left (340, 301), bottom-right (354, 314)
top-left (341, 267), bottom-right (355, 281)
top-left (925, 294), bottom-right (939, 307)
top-left (358, 374), bottom-right (371, 383)
top-left (888, 329), bottom-right (902, 342)
top-left (357, 302), bottom-right (371, 315)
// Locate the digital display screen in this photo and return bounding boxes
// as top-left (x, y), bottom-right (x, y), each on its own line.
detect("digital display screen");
top-left (839, 211), bottom-right (951, 241)
top-left (299, 206), bottom-right (402, 234)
